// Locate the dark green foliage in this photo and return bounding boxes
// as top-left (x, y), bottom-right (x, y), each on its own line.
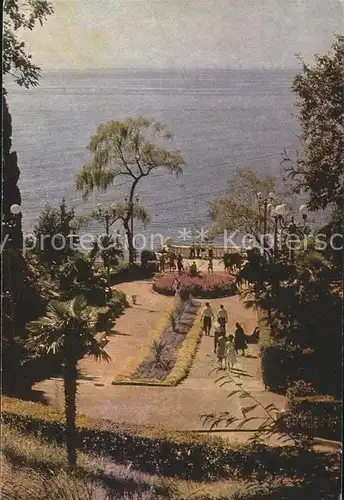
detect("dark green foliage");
top-left (27, 296), bottom-right (111, 466)
top-left (286, 35), bottom-right (344, 212)
top-left (318, 205), bottom-right (343, 275)
top-left (110, 263), bottom-right (156, 284)
top-left (2, 96), bottom-right (22, 248)
top-left (260, 339), bottom-right (314, 393)
top-left (88, 235), bottom-right (124, 271)
top-left (140, 250), bottom-right (157, 266)
top-left (2, 397), bottom-right (340, 485)
top-left (3, 0), bottom-right (54, 90)
top-left (55, 256), bottom-right (107, 306)
top-left (260, 314), bottom-right (341, 397)
top-left (247, 250), bottom-right (342, 397)
top-left (232, 477), bottom-right (340, 500)
top-left (1, 253), bottom-right (58, 394)
top-left (276, 382), bottom-right (341, 441)
top-left (33, 199), bottom-right (79, 267)
top-left (107, 290), bottom-right (129, 314)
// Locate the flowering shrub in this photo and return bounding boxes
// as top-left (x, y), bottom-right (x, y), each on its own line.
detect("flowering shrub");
top-left (153, 272), bottom-right (236, 298)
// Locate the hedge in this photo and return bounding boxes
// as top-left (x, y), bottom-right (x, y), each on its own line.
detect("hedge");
top-left (259, 314), bottom-right (342, 396)
top-left (1, 397), bottom-right (339, 482)
top-left (260, 340), bottom-right (315, 393)
top-left (110, 264), bottom-right (156, 285)
top-left (277, 382), bottom-right (342, 441)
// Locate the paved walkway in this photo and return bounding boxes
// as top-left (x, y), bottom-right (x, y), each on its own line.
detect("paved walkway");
top-left (32, 277), bottom-right (285, 440)
top-left (78, 280), bottom-right (173, 385)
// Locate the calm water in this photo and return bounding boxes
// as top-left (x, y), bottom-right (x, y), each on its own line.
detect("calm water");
top-left (5, 69), bottom-right (301, 242)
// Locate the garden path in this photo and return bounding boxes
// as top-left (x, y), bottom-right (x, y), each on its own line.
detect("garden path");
top-left (32, 275), bottom-right (286, 443)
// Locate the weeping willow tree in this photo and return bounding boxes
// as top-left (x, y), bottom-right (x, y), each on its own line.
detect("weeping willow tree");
top-left (75, 117), bottom-right (184, 266)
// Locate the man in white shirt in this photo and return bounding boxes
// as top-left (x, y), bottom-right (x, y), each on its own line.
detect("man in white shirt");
top-left (217, 304), bottom-right (228, 333)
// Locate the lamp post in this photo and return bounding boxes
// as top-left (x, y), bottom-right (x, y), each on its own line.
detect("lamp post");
top-left (272, 203), bottom-right (308, 262)
top-left (97, 203), bottom-right (110, 237)
top-left (6, 203), bottom-right (22, 249)
top-left (272, 204), bottom-right (288, 262)
top-left (257, 191), bottom-right (275, 259)
top-left (96, 202), bottom-right (120, 298)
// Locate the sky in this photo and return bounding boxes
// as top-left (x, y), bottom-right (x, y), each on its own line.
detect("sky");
top-left (18, 0), bottom-right (343, 70)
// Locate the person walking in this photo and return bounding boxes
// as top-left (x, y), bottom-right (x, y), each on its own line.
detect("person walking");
top-left (213, 321), bottom-right (223, 353)
top-left (159, 254), bottom-right (166, 273)
top-left (208, 245), bottom-right (214, 260)
top-left (189, 261), bottom-right (198, 276)
top-left (169, 253), bottom-right (176, 272)
top-left (201, 302), bottom-right (214, 335)
top-left (172, 277), bottom-right (181, 297)
top-left (189, 243), bottom-right (195, 259)
top-left (234, 322), bottom-right (247, 356)
top-left (216, 334), bottom-right (227, 369)
top-left (177, 253), bottom-right (184, 275)
top-left (226, 335), bottom-right (237, 369)
top-left (207, 257), bottom-right (214, 274)
top-left (217, 304), bottom-right (228, 333)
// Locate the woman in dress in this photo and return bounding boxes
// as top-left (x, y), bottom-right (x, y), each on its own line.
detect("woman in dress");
top-left (234, 322), bottom-right (247, 356)
top-left (226, 334), bottom-right (237, 369)
top-left (216, 334), bottom-right (227, 369)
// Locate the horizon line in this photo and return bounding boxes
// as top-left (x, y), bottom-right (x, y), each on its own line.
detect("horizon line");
top-left (38, 66), bottom-right (300, 73)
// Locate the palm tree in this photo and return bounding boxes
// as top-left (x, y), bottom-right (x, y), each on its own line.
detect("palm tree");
top-left (27, 295), bottom-right (111, 468)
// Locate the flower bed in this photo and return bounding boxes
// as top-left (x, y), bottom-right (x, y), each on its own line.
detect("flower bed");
top-left (132, 299), bottom-right (200, 382)
top-left (115, 298), bottom-right (201, 385)
top-left (153, 272), bottom-right (236, 298)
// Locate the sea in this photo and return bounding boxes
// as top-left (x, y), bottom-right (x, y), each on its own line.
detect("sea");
top-left (5, 68), bottom-right (302, 246)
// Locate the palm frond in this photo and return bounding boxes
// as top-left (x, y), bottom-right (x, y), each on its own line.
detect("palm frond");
top-left (70, 295), bottom-right (88, 317)
top-left (86, 335), bottom-right (111, 362)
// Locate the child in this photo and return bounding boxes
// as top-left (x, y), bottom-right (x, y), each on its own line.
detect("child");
top-left (214, 321), bottom-right (223, 353)
top-left (216, 334), bottom-right (227, 369)
top-left (226, 335), bottom-right (237, 369)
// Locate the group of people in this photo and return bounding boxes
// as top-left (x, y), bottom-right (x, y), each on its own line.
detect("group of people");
top-left (189, 243), bottom-right (214, 260)
top-left (201, 302), bottom-right (248, 369)
top-left (158, 253), bottom-right (184, 274)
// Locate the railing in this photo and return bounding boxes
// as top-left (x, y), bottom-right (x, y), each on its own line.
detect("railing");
top-left (168, 244), bottom-right (244, 259)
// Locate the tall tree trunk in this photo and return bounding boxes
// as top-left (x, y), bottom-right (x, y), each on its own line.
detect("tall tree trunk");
top-left (124, 220), bottom-right (134, 267)
top-left (64, 357), bottom-right (78, 468)
top-left (125, 177), bottom-right (140, 267)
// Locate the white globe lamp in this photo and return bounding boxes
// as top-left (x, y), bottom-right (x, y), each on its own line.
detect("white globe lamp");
top-left (275, 204), bottom-right (287, 217)
top-left (299, 204), bottom-right (308, 215)
top-left (10, 204), bottom-right (21, 215)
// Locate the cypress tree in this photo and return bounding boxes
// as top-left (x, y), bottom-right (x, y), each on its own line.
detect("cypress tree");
top-left (2, 95), bottom-right (22, 249)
